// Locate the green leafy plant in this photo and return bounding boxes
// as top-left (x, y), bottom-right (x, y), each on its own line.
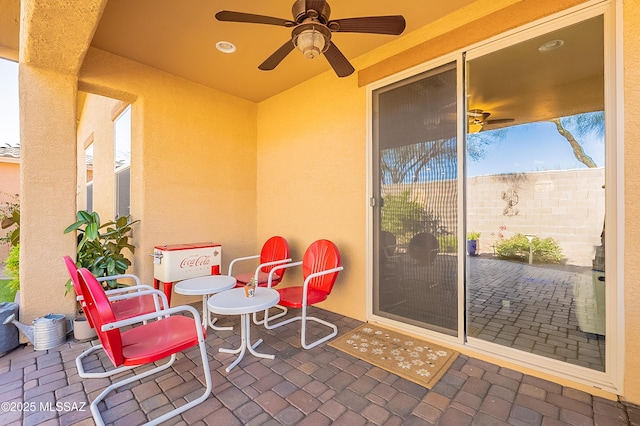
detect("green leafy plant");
top-left (437, 235), bottom-right (457, 253)
top-left (3, 243), bottom-right (20, 292)
top-left (64, 211), bottom-right (139, 294)
top-left (495, 233), bottom-right (563, 264)
top-left (467, 231), bottom-right (481, 241)
top-left (381, 190), bottom-right (425, 243)
top-left (0, 193), bottom-right (19, 247)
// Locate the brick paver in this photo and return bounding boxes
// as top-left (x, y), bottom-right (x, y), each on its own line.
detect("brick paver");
top-left (0, 305), bottom-right (636, 425)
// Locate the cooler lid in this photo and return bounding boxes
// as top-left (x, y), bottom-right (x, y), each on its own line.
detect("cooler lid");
top-left (154, 242), bottom-right (221, 251)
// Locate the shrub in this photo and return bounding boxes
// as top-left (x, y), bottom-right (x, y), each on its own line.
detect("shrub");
top-left (495, 233), bottom-right (563, 264)
top-left (381, 190), bottom-right (425, 242)
top-left (467, 231), bottom-right (481, 240)
top-left (437, 235), bottom-right (457, 253)
top-left (3, 243), bottom-right (20, 292)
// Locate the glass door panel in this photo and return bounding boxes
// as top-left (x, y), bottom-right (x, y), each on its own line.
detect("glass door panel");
top-left (465, 16), bottom-right (606, 371)
top-left (372, 63), bottom-right (458, 336)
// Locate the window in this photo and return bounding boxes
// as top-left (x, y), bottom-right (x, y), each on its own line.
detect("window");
top-left (114, 105), bottom-right (131, 218)
top-left (85, 143), bottom-right (94, 213)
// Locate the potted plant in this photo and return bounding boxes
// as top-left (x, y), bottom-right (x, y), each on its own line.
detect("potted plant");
top-left (64, 210), bottom-right (139, 341)
top-left (64, 211), bottom-right (139, 292)
top-left (467, 231), bottom-right (481, 256)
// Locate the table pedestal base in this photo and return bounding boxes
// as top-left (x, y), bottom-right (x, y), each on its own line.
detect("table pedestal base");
top-left (219, 313), bottom-right (273, 372)
top-left (200, 295), bottom-right (233, 331)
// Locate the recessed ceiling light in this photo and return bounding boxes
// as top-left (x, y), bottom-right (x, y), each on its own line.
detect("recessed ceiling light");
top-left (538, 39), bottom-right (564, 52)
top-left (216, 41), bottom-right (236, 54)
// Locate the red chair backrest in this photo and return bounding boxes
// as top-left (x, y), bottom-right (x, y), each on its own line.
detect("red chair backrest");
top-left (77, 268), bottom-right (124, 367)
top-left (260, 236), bottom-right (290, 276)
top-left (302, 240), bottom-right (341, 295)
top-left (63, 256), bottom-right (83, 297)
top-left (64, 256), bottom-right (98, 329)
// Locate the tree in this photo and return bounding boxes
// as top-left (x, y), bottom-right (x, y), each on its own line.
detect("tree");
top-left (551, 111), bottom-right (604, 168)
top-left (381, 138), bottom-right (456, 184)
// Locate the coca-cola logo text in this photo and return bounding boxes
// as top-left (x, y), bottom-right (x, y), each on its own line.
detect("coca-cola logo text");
top-left (179, 255), bottom-right (212, 269)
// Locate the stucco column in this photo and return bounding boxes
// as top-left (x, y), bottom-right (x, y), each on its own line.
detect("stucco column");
top-left (18, 64), bottom-right (78, 321)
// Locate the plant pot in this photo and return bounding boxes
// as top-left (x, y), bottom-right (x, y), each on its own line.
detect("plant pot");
top-left (73, 316), bottom-right (97, 342)
top-left (467, 239), bottom-right (478, 256)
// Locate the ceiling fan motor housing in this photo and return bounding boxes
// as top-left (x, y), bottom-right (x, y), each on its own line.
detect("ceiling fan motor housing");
top-left (292, 0), bottom-right (331, 24)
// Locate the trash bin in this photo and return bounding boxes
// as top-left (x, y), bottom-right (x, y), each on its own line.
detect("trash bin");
top-left (0, 302), bottom-right (20, 356)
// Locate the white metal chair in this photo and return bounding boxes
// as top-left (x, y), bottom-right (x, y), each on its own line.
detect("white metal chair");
top-left (228, 236), bottom-right (292, 323)
top-left (263, 239), bottom-right (343, 349)
top-left (77, 267), bottom-right (212, 426)
top-left (63, 256), bottom-right (167, 378)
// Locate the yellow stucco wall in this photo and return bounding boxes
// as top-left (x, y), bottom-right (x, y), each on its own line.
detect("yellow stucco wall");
top-left (623, 0), bottom-right (640, 406)
top-left (257, 72), bottom-right (367, 320)
top-left (75, 93), bottom-right (121, 217)
top-left (19, 65), bottom-right (78, 319)
top-left (256, 0), bottom-right (639, 403)
top-left (78, 48), bottom-right (258, 307)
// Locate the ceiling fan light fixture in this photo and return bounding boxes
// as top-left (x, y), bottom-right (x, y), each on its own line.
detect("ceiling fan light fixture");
top-left (292, 24), bottom-right (330, 59)
top-left (468, 123), bottom-right (484, 134)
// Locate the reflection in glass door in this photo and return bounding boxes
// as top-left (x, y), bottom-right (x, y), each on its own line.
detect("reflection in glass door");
top-left (465, 15), bottom-right (606, 371)
top-left (372, 63), bottom-right (458, 336)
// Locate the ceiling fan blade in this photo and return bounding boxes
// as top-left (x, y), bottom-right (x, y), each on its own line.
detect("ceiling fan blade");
top-left (259, 40), bottom-right (295, 71)
top-left (328, 16), bottom-right (406, 35)
top-left (215, 11), bottom-right (296, 27)
top-left (324, 42), bottom-right (355, 77)
top-left (486, 118), bottom-right (515, 125)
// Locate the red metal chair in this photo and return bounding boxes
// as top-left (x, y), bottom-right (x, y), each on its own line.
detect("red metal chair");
top-left (228, 236), bottom-right (291, 323)
top-left (77, 268), bottom-right (212, 426)
top-left (228, 236), bottom-right (291, 287)
top-left (63, 256), bottom-right (167, 378)
top-left (263, 239), bottom-right (343, 349)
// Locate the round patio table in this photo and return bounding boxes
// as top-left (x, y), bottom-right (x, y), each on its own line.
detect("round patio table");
top-left (207, 287), bottom-right (279, 372)
top-left (174, 275), bottom-right (236, 331)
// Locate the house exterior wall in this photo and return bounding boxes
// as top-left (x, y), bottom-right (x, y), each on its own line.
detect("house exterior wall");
top-left (78, 48), bottom-right (258, 307)
top-left (622, 0), bottom-right (640, 406)
top-left (0, 160), bottom-right (19, 266)
top-left (256, 0), bottom-right (639, 403)
top-left (75, 93), bottom-right (120, 217)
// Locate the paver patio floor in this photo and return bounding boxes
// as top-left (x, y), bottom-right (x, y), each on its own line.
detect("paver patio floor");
top-left (0, 305), bottom-right (636, 425)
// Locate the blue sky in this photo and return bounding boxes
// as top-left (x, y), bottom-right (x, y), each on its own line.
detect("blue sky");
top-left (0, 58), bottom-right (19, 146)
top-left (466, 121), bottom-right (605, 177)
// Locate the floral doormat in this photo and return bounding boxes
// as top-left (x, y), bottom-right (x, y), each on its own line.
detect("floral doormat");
top-left (329, 324), bottom-right (459, 389)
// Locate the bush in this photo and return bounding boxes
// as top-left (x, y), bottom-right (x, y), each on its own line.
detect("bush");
top-left (437, 235), bottom-right (457, 253)
top-left (381, 190), bottom-right (425, 242)
top-left (495, 233), bottom-right (563, 264)
top-left (3, 243), bottom-right (20, 292)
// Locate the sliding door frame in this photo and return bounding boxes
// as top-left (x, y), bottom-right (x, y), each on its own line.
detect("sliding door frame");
top-left (366, 0), bottom-right (622, 394)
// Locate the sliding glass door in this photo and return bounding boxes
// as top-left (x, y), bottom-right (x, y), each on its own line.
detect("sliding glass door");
top-left (465, 15), bottom-right (606, 372)
top-left (372, 62), bottom-right (459, 336)
top-left (370, 5), bottom-right (615, 385)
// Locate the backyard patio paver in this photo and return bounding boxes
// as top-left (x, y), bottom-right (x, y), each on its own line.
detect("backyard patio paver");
top-left (0, 305), bottom-right (635, 425)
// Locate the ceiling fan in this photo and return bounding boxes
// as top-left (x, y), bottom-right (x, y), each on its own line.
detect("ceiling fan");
top-left (215, 0), bottom-right (406, 77)
top-left (468, 109), bottom-right (515, 131)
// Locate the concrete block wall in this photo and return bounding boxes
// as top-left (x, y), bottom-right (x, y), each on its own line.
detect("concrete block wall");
top-left (382, 167), bottom-right (605, 267)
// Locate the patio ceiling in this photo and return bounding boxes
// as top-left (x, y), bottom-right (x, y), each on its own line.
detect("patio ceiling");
top-left (0, 0), bottom-right (476, 102)
top-left (0, 0), bottom-right (603, 125)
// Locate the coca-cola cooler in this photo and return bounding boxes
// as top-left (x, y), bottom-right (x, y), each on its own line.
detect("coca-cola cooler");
top-left (152, 242), bottom-right (222, 305)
